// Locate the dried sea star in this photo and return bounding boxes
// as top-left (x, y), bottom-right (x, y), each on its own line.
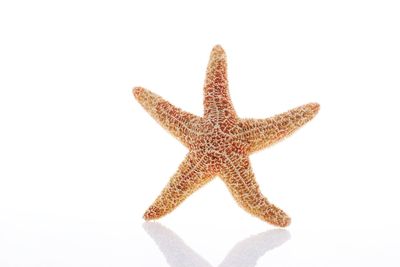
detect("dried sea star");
top-left (133, 45), bottom-right (319, 227)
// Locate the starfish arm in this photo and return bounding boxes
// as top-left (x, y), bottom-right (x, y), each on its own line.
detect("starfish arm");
top-left (133, 87), bottom-right (202, 148)
top-left (220, 154), bottom-right (291, 227)
top-left (144, 151), bottom-right (213, 220)
top-left (238, 103), bottom-right (320, 153)
top-left (203, 45), bottom-right (237, 123)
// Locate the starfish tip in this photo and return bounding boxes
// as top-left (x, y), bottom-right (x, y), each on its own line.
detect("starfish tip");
top-left (280, 217), bottom-right (291, 227)
top-left (309, 102), bottom-right (320, 114)
top-left (143, 212), bottom-right (151, 221)
top-left (133, 87), bottom-right (144, 99)
top-left (211, 44), bottom-right (226, 57)
top-left (143, 208), bottom-right (159, 221)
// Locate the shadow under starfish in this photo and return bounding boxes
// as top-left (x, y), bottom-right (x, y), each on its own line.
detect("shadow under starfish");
top-left (143, 222), bottom-right (291, 267)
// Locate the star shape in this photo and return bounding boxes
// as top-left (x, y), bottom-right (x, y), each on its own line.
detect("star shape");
top-left (133, 45), bottom-right (319, 227)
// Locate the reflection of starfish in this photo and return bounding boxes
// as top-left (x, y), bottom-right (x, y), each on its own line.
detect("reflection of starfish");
top-left (143, 222), bottom-right (290, 267)
top-left (133, 45), bottom-right (319, 227)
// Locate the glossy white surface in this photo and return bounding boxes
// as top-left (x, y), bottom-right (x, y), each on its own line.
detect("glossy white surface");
top-left (1, 0), bottom-right (400, 266)
top-left (1, 214), bottom-right (399, 266)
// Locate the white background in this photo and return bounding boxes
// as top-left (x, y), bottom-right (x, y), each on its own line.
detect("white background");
top-left (1, 0), bottom-right (400, 266)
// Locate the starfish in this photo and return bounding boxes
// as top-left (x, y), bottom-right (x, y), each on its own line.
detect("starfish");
top-left (133, 45), bottom-right (319, 227)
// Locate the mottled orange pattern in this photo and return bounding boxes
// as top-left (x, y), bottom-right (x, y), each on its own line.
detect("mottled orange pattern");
top-left (133, 45), bottom-right (319, 227)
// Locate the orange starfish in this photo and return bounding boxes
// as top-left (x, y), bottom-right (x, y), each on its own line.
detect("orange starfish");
top-left (133, 45), bottom-right (319, 227)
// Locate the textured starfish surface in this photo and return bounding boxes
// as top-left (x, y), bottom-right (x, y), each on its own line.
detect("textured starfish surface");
top-left (133, 45), bottom-right (319, 227)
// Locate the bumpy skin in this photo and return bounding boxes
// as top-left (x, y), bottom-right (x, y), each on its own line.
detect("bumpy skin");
top-left (133, 45), bottom-right (319, 227)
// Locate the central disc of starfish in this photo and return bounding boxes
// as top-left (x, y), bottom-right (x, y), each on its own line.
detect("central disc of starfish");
top-left (133, 45), bottom-right (319, 227)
